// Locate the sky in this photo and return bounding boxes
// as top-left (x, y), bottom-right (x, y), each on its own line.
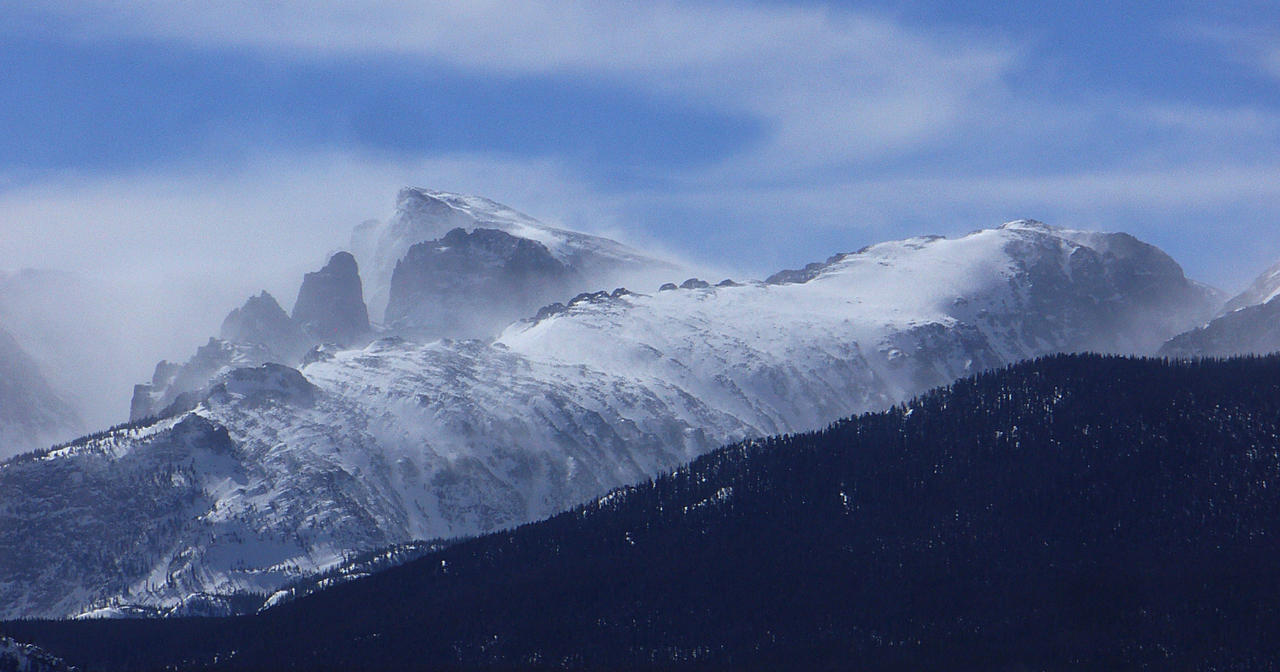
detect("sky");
top-left (2, 0), bottom-right (1280, 326)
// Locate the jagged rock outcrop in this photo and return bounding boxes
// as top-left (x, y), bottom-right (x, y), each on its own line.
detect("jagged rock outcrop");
top-left (985, 221), bottom-right (1224, 355)
top-left (130, 338), bottom-right (276, 421)
top-left (131, 255), bottom-right (370, 421)
top-left (291, 252), bottom-right (369, 346)
top-left (385, 228), bottom-right (576, 338)
top-left (0, 327), bottom-right (82, 458)
top-left (219, 292), bottom-right (308, 362)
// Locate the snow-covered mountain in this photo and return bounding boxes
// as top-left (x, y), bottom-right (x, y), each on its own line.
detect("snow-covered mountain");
top-left (1223, 258), bottom-right (1280, 314)
top-left (132, 190), bottom-right (674, 419)
top-left (0, 326), bottom-right (81, 459)
top-left (0, 219), bottom-right (1222, 620)
top-left (1162, 257), bottom-right (1280, 357)
top-left (351, 188), bottom-right (679, 334)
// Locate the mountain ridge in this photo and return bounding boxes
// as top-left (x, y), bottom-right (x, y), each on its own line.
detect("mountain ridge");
top-left (0, 214), bottom-right (1226, 620)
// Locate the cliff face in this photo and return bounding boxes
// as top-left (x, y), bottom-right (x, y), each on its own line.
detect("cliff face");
top-left (291, 252), bottom-right (369, 347)
top-left (385, 228), bottom-right (577, 339)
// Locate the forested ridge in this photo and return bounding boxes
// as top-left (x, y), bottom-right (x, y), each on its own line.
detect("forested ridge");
top-left (6, 354), bottom-right (1280, 671)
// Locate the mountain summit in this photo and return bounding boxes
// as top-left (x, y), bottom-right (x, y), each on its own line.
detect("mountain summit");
top-left (351, 188), bottom-right (678, 334)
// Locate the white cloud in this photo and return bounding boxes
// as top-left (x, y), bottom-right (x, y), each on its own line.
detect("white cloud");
top-left (1176, 22), bottom-right (1280, 81)
top-left (15, 1), bottom-right (1018, 171)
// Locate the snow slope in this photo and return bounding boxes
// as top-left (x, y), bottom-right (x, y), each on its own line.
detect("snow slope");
top-left (1162, 255), bottom-right (1280, 357)
top-left (0, 220), bottom-right (1221, 619)
top-left (1223, 258), bottom-right (1280, 313)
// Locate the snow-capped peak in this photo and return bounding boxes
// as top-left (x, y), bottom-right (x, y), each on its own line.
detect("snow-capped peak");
top-left (999, 218), bottom-right (1056, 232)
top-left (396, 188), bottom-right (544, 229)
top-left (1223, 258), bottom-right (1280, 313)
top-left (353, 188), bottom-right (680, 326)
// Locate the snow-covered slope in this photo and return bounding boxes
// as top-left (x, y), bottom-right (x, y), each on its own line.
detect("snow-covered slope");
top-left (1162, 256), bottom-right (1280, 357)
top-left (0, 220), bottom-right (1221, 619)
top-left (351, 188), bottom-right (678, 326)
top-left (1223, 258), bottom-right (1280, 314)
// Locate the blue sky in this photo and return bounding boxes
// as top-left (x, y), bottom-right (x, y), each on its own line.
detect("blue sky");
top-left (2, 0), bottom-right (1279, 300)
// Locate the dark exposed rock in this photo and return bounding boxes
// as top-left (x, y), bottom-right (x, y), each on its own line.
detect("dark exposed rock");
top-left (220, 291), bottom-right (308, 362)
top-left (679, 278), bottom-right (711, 289)
top-left (765, 253), bottom-right (851, 285)
top-left (132, 258), bottom-right (365, 423)
top-left (385, 228), bottom-right (577, 339)
top-left (530, 289), bottom-right (633, 324)
top-left (658, 283), bottom-right (678, 292)
top-left (715, 279), bottom-right (741, 287)
top-left (291, 252), bottom-right (370, 347)
top-left (352, 189), bottom-right (679, 321)
top-left (569, 291), bottom-right (611, 306)
top-left (989, 226), bottom-right (1223, 355)
top-left (299, 344), bottom-right (340, 367)
top-left (208, 364), bottom-right (318, 410)
top-left (532, 303), bottom-right (566, 322)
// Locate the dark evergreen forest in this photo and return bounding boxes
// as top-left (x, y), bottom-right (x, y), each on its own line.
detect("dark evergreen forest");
top-left (6, 354), bottom-right (1280, 671)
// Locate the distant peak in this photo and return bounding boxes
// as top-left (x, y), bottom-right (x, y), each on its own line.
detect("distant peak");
top-left (999, 219), bottom-right (1056, 232)
top-left (395, 187), bottom-right (540, 226)
top-left (397, 187), bottom-right (457, 205)
top-left (323, 251), bottom-right (359, 275)
top-left (397, 187), bottom-right (502, 212)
